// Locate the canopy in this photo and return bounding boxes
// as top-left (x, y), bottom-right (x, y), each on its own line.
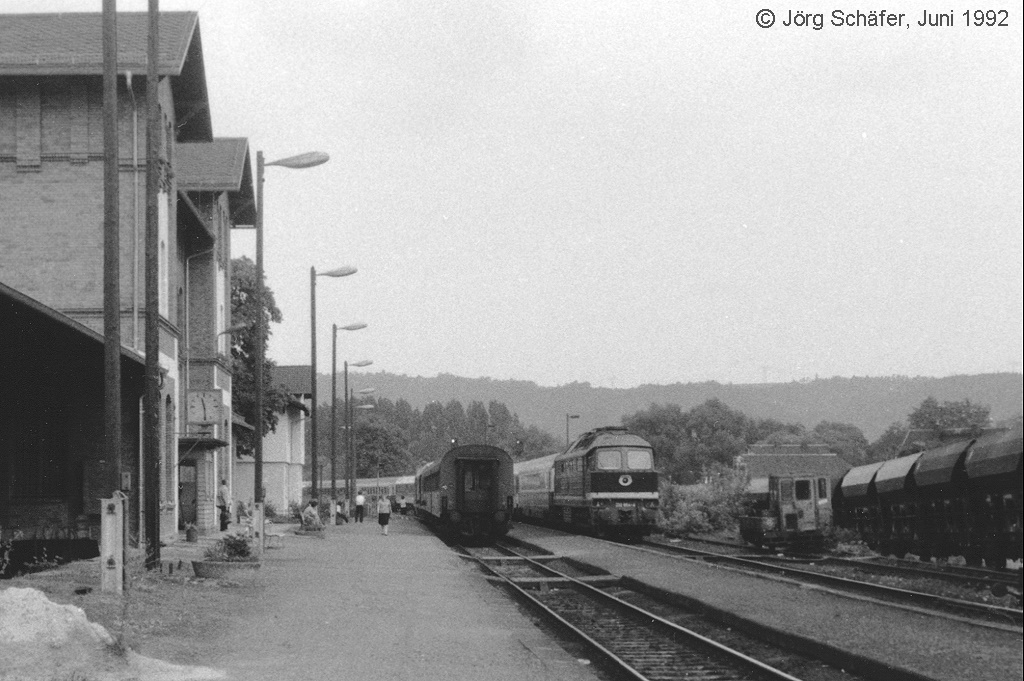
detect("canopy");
top-left (965, 426), bottom-right (1023, 479)
top-left (873, 452), bottom-right (923, 495)
top-left (840, 461), bottom-right (884, 499)
top-left (913, 439), bottom-right (974, 488)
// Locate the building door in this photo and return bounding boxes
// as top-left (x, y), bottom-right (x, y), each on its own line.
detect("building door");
top-left (179, 461), bottom-right (197, 527)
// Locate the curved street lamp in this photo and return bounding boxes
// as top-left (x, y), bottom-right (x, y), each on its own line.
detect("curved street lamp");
top-left (566, 413), bottom-right (580, 448)
top-left (310, 269), bottom-right (358, 505)
top-left (330, 323), bottom-right (369, 512)
top-left (253, 149), bottom-right (328, 551)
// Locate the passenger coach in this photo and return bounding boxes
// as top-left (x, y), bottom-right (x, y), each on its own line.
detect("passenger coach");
top-left (415, 444), bottom-right (514, 542)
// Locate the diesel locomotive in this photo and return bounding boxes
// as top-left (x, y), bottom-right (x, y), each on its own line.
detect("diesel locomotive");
top-left (414, 443), bottom-right (514, 542)
top-left (514, 426), bottom-right (659, 539)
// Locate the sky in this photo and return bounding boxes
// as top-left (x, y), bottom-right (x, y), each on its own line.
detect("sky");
top-left (12, 1), bottom-right (1024, 388)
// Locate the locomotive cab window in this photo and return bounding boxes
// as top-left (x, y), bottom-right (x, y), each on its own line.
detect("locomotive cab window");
top-left (795, 479), bottom-right (812, 501)
top-left (595, 449), bottom-right (621, 470)
top-left (817, 478), bottom-right (828, 499)
top-left (625, 449), bottom-right (653, 470)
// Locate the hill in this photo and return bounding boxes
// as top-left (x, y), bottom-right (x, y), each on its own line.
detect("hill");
top-left (324, 372), bottom-right (1022, 442)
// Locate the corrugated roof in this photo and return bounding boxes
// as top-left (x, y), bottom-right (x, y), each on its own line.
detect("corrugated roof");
top-left (965, 426), bottom-right (1022, 479)
top-left (874, 452), bottom-right (923, 495)
top-left (0, 12), bottom-right (196, 75)
top-left (176, 139), bottom-right (256, 226)
top-left (273, 365), bottom-right (312, 397)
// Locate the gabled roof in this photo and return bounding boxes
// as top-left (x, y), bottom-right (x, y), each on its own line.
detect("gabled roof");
top-left (739, 452), bottom-right (851, 480)
top-left (176, 139), bottom-right (256, 226)
top-left (0, 12), bottom-right (211, 140)
top-left (273, 365), bottom-right (312, 398)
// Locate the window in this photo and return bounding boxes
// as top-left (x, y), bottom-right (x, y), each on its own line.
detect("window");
top-left (817, 478), bottom-right (829, 499)
top-left (625, 449), bottom-right (653, 470)
top-left (795, 479), bottom-right (812, 501)
top-left (780, 478), bottom-right (794, 502)
top-left (596, 449), bottom-right (621, 470)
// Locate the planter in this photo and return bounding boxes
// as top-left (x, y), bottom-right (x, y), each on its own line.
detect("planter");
top-left (191, 559), bottom-right (260, 579)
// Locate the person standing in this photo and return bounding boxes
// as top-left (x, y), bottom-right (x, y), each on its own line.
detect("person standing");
top-left (354, 491), bottom-right (366, 523)
top-left (377, 494), bottom-right (392, 535)
top-left (216, 479), bottom-right (231, 531)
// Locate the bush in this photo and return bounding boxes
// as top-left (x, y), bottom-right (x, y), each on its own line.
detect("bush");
top-left (287, 501), bottom-right (303, 521)
top-left (203, 532), bottom-right (256, 562)
top-left (658, 466), bottom-right (749, 536)
top-left (263, 500), bottom-right (278, 520)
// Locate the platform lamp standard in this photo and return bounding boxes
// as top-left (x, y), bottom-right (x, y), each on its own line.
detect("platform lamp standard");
top-left (349, 389), bottom-right (375, 504)
top-left (331, 326), bottom-right (368, 523)
top-left (566, 413), bottom-right (580, 449)
top-left (309, 266), bottom-right (358, 506)
top-left (340, 357), bottom-right (372, 515)
top-left (253, 150), bottom-right (329, 552)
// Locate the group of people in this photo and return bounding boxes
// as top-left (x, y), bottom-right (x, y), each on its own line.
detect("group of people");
top-left (302, 491), bottom-right (413, 536)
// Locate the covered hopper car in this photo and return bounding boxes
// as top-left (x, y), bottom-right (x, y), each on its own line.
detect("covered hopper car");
top-left (834, 425), bottom-right (1022, 568)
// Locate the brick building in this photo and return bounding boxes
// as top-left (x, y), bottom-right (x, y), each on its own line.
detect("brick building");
top-left (0, 13), bottom-right (251, 543)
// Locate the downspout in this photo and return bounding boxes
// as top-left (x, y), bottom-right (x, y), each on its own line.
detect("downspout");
top-left (127, 71), bottom-right (141, 350)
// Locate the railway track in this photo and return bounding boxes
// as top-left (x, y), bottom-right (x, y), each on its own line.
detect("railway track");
top-left (640, 538), bottom-right (1022, 629)
top-left (458, 543), bottom-right (879, 681)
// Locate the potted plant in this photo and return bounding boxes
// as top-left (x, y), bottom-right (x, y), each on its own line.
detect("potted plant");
top-left (183, 522), bottom-right (199, 543)
top-left (191, 532), bottom-right (260, 579)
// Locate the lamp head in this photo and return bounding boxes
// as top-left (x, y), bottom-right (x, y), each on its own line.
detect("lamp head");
top-left (320, 266), bottom-right (358, 278)
top-left (341, 322), bottom-right (367, 331)
top-left (350, 359), bottom-right (373, 368)
top-left (266, 151), bottom-right (329, 169)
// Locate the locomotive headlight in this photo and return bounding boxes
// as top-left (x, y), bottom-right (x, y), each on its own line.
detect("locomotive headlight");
top-left (762, 517), bottom-right (777, 530)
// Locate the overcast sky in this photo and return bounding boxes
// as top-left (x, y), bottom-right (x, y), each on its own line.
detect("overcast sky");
top-left (13, 1), bottom-right (1024, 388)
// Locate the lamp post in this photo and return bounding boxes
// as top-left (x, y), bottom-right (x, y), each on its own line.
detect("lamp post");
top-left (341, 358), bottom-right (372, 510)
top-left (254, 150), bottom-right (328, 549)
top-left (349, 390), bottom-right (375, 503)
top-left (308, 266), bottom-right (357, 507)
top-left (566, 413), bottom-right (580, 449)
top-left (331, 327), bottom-right (368, 516)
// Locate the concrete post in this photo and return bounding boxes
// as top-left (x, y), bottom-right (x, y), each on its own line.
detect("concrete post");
top-left (100, 494), bottom-right (124, 593)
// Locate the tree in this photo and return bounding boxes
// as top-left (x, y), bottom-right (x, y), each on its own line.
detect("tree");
top-left (866, 421), bottom-right (907, 461)
top-left (908, 397), bottom-right (991, 432)
top-left (230, 256), bottom-right (290, 450)
top-left (811, 421), bottom-right (868, 464)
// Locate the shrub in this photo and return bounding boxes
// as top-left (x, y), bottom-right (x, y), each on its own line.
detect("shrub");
top-left (658, 466), bottom-right (749, 536)
top-left (263, 501), bottom-right (278, 520)
top-left (203, 532), bottom-right (256, 562)
top-left (287, 501), bottom-right (303, 521)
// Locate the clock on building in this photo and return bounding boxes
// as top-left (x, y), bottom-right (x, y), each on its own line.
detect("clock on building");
top-left (186, 390), bottom-right (222, 424)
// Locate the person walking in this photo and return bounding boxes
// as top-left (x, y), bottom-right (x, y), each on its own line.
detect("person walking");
top-left (216, 479), bottom-right (231, 531)
top-left (354, 491), bottom-right (366, 523)
top-left (377, 495), bottom-right (392, 535)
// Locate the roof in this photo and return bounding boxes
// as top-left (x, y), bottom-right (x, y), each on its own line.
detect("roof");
top-left (874, 452), bottom-right (924, 495)
top-left (913, 438), bottom-right (974, 488)
top-left (559, 427), bottom-right (652, 462)
top-left (739, 452), bottom-right (851, 480)
top-left (176, 139), bottom-right (256, 226)
top-left (0, 280), bottom-right (143, 366)
top-left (748, 443), bottom-right (833, 455)
top-left (840, 461), bottom-right (885, 499)
top-left (273, 365), bottom-right (312, 397)
top-left (965, 426), bottom-right (1022, 479)
top-left (0, 12), bottom-right (211, 140)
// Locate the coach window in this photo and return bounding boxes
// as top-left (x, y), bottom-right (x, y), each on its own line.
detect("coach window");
top-left (596, 450), bottom-right (620, 470)
top-left (817, 478), bottom-right (829, 499)
top-left (625, 449), bottom-right (653, 470)
top-left (795, 479), bottom-right (812, 501)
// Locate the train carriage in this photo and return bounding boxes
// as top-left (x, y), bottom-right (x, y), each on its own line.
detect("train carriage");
top-left (415, 444), bottom-right (514, 542)
top-left (514, 427), bottom-right (659, 539)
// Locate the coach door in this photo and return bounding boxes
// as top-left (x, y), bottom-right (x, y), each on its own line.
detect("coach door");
top-left (792, 478), bottom-right (819, 532)
top-left (458, 459), bottom-right (497, 514)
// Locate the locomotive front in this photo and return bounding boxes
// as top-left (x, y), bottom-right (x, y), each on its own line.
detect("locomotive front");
top-left (554, 427), bottom-right (660, 538)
